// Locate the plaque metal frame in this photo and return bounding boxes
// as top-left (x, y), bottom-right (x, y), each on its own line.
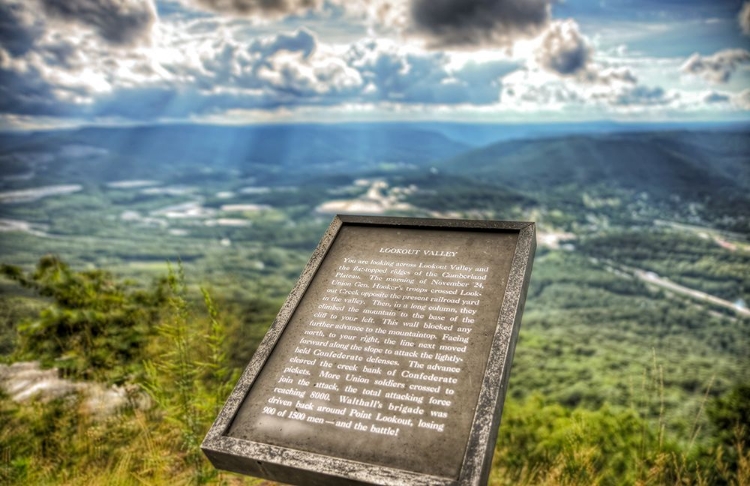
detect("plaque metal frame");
top-left (202, 215), bottom-right (536, 486)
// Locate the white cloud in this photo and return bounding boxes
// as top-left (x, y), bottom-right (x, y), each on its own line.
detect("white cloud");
top-left (0, 0), bottom-right (162, 114)
top-left (501, 65), bottom-right (671, 113)
top-left (256, 47), bottom-right (363, 97)
top-left (345, 39), bottom-right (508, 104)
top-left (681, 49), bottom-right (750, 84)
top-left (1, 0), bottom-right (747, 125)
top-left (175, 0), bottom-right (554, 49)
top-left (535, 19), bottom-right (591, 76)
top-left (734, 88), bottom-right (750, 109)
top-left (585, 67), bottom-right (638, 85)
top-left (740, 1), bottom-right (750, 35)
top-left (0, 5), bottom-right (521, 120)
top-left (528, 19), bottom-right (639, 88)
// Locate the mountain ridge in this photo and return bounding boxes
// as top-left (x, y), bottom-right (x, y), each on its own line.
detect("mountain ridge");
top-left (434, 129), bottom-right (750, 205)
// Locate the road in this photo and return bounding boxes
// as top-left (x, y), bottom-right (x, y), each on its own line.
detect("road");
top-left (595, 258), bottom-right (749, 318)
top-left (632, 268), bottom-right (750, 318)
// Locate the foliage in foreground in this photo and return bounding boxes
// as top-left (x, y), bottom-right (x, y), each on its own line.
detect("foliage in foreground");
top-left (0, 258), bottom-right (748, 485)
top-left (491, 392), bottom-right (750, 486)
top-left (1, 256), bottom-right (169, 383)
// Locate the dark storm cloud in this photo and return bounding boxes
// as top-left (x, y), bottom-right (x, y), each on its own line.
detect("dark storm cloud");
top-left (410, 0), bottom-right (552, 47)
top-left (0, 1), bottom-right (43, 56)
top-left (40, 0), bottom-right (157, 46)
top-left (188, 0), bottom-right (321, 16)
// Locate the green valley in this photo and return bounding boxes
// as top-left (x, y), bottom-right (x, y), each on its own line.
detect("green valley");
top-left (0, 123), bottom-right (748, 485)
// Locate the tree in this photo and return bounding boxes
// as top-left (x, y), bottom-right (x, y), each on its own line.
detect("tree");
top-left (1, 256), bottom-right (168, 383)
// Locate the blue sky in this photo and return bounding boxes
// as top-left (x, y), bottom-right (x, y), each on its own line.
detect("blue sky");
top-left (0, 0), bottom-right (748, 129)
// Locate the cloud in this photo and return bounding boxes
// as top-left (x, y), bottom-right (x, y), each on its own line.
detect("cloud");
top-left (0, 0), bottom-right (160, 116)
top-left (154, 27), bottom-right (363, 109)
top-left (586, 68), bottom-right (638, 85)
top-left (704, 91), bottom-right (730, 103)
top-left (0, 13), bottom-right (519, 121)
top-left (501, 79), bottom-right (581, 106)
top-left (611, 85), bottom-right (674, 106)
top-left (535, 19), bottom-right (591, 76)
top-left (740, 1), bottom-right (750, 35)
top-left (734, 88), bottom-right (750, 109)
top-left (39, 0), bottom-right (157, 46)
top-left (254, 42), bottom-right (363, 98)
top-left (119, 35), bottom-right (511, 115)
top-left (176, 0), bottom-right (552, 49)
top-left (0, 0), bottom-right (156, 67)
top-left (346, 39), bottom-right (513, 104)
top-left (183, 0), bottom-right (323, 17)
top-left (501, 67), bottom-right (671, 111)
top-left (530, 19), bottom-right (636, 87)
top-left (0, 1), bottom-right (44, 56)
top-left (251, 28), bottom-right (316, 59)
top-left (358, 0), bottom-right (409, 31)
top-left (410, 0), bottom-right (552, 47)
top-left (0, 54), bottom-right (63, 115)
top-left (3, 2), bottom-right (737, 124)
top-left (0, 0), bottom-right (161, 118)
top-left (680, 49), bottom-right (750, 84)
top-left (453, 59), bottom-right (519, 88)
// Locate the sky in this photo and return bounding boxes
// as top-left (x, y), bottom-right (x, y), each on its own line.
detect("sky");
top-left (0, 0), bottom-right (749, 129)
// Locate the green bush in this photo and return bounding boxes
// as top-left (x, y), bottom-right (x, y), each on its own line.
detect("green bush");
top-left (1, 256), bottom-right (169, 383)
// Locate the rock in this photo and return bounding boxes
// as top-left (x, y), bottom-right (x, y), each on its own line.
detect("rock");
top-left (0, 361), bottom-right (144, 415)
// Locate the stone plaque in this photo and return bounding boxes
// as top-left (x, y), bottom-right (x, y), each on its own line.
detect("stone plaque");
top-left (202, 216), bottom-right (535, 486)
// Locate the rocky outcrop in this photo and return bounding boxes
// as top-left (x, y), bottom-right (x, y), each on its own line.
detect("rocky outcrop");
top-left (0, 361), bottom-right (143, 415)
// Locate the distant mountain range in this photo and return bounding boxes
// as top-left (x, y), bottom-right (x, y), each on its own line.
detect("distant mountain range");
top-left (436, 129), bottom-right (750, 203)
top-left (1, 124), bottom-right (470, 178)
top-left (1, 123), bottom-right (748, 218)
